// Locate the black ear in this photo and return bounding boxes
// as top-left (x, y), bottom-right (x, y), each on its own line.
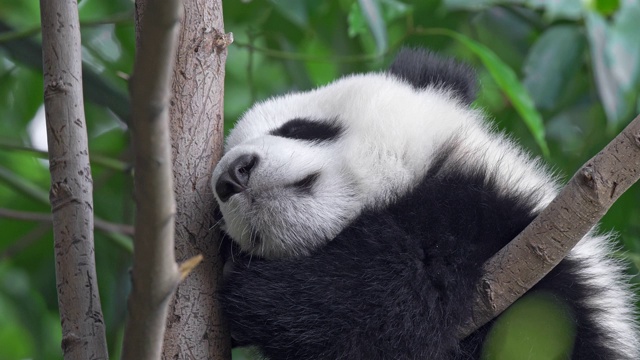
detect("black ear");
top-left (389, 48), bottom-right (477, 105)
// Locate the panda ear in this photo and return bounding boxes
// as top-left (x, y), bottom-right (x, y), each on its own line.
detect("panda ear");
top-left (388, 48), bottom-right (477, 105)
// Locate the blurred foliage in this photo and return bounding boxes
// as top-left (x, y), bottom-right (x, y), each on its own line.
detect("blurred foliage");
top-left (0, 0), bottom-right (638, 359)
top-left (482, 291), bottom-right (577, 360)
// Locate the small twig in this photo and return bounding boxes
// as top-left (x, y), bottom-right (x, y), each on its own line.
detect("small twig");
top-left (0, 165), bottom-right (50, 204)
top-left (0, 12), bottom-right (133, 44)
top-left (0, 167), bottom-right (134, 252)
top-left (0, 208), bottom-right (52, 222)
top-left (233, 40), bottom-right (400, 63)
top-left (0, 222), bottom-right (50, 260)
top-left (179, 254), bottom-right (204, 281)
top-left (0, 208), bottom-right (134, 236)
top-left (0, 140), bottom-right (131, 172)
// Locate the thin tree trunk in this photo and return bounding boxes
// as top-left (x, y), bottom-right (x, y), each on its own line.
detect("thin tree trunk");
top-left (39, 0), bottom-right (108, 359)
top-left (120, 0), bottom-right (184, 358)
top-left (161, 0), bottom-right (232, 357)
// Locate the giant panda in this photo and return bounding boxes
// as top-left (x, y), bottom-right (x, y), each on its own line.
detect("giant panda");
top-left (211, 48), bottom-right (639, 359)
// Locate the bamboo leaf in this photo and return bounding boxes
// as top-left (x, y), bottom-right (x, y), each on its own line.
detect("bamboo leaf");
top-left (425, 28), bottom-right (549, 156)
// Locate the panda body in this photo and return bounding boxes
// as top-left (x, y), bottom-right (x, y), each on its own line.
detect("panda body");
top-left (212, 49), bottom-right (639, 359)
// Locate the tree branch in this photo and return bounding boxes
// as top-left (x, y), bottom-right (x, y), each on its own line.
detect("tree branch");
top-left (0, 223), bottom-right (51, 260)
top-left (0, 12), bottom-right (133, 44)
top-left (460, 114), bottom-right (640, 338)
top-left (0, 140), bottom-right (130, 172)
top-left (39, 0), bottom-right (109, 358)
top-left (120, 0), bottom-right (183, 358)
top-left (0, 208), bottom-right (134, 236)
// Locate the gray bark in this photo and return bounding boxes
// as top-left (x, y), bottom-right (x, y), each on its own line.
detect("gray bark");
top-left (39, 0), bottom-right (109, 358)
top-left (161, 0), bottom-right (232, 358)
top-left (120, 0), bottom-right (183, 358)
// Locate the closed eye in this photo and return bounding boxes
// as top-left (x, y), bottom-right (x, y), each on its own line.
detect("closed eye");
top-left (289, 172), bottom-right (320, 193)
top-left (270, 118), bottom-right (342, 142)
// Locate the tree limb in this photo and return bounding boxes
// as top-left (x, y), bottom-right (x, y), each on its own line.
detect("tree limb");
top-left (120, 0), bottom-right (183, 358)
top-left (0, 208), bottom-right (134, 236)
top-left (39, 0), bottom-right (109, 358)
top-left (0, 223), bottom-right (50, 260)
top-left (460, 114), bottom-right (640, 338)
top-left (0, 140), bottom-right (130, 172)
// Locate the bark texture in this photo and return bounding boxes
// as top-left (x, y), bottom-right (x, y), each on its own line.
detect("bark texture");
top-left (121, 0), bottom-right (183, 358)
top-left (460, 114), bottom-right (640, 338)
top-left (161, 0), bottom-right (232, 358)
top-left (39, 0), bottom-right (109, 359)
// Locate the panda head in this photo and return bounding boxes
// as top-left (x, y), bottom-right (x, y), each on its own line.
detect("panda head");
top-left (212, 48), bottom-right (478, 259)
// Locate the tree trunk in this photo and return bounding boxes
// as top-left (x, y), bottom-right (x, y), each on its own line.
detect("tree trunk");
top-left (161, 0), bottom-right (232, 358)
top-left (39, 0), bottom-right (108, 358)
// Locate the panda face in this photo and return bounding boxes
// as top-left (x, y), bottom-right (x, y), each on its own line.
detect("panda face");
top-left (212, 72), bottom-right (480, 259)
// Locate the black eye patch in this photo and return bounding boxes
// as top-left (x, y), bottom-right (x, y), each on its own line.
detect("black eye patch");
top-left (270, 118), bottom-right (342, 142)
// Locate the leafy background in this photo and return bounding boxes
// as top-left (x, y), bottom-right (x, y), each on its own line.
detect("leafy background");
top-left (0, 0), bottom-right (638, 359)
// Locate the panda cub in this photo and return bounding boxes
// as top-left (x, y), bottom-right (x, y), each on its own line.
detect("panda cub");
top-left (212, 49), bottom-right (639, 359)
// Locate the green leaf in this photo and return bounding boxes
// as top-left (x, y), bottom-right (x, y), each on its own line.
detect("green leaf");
top-left (608, 2), bottom-right (640, 93)
top-left (523, 25), bottom-right (585, 111)
top-left (0, 295), bottom-right (34, 359)
top-left (427, 29), bottom-right (549, 156)
top-left (482, 291), bottom-right (576, 360)
top-left (380, 0), bottom-right (412, 21)
top-left (301, 41), bottom-right (339, 86)
top-left (348, 2), bottom-right (368, 38)
top-left (78, 0), bottom-right (133, 21)
top-left (268, 0), bottom-right (309, 28)
top-left (526, 0), bottom-right (583, 20)
top-left (0, 0), bottom-right (40, 28)
top-left (585, 4), bottom-right (640, 128)
top-left (0, 66), bottom-right (43, 135)
top-left (584, 0), bottom-right (621, 16)
top-left (357, 0), bottom-right (388, 54)
top-left (0, 166), bottom-right (49, 205)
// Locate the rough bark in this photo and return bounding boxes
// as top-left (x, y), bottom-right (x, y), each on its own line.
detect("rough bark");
top-left (39, 0), bottom-right (109, 359)
top-left (460, 114), bottom-right (640, 338)
top-left (160, 0), bottom-right (232, 358)
top-left (120, 0), bottom-right (183, 358)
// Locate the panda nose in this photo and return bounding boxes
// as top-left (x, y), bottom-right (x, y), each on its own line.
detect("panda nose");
top-left (215, 154), bottom-right (258, 202)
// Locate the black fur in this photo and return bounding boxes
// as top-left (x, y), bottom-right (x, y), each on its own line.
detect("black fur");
top-left (389, 48), bottom-right (477, 104)
top-left (271, 118), bottom-right (343, 143)
top-left (220, 142), bottom-right (613, 359)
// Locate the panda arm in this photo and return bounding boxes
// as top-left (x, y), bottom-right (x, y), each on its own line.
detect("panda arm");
top-left (220, 222), bottom-right (481, 360)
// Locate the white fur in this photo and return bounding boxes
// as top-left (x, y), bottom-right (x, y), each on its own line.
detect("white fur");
top-left (569, 232), bottom-right (640, 358)
top-left (212, 72), bottom-right (638, 356)
top-left (214, 73), bottom-right (558, 257)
